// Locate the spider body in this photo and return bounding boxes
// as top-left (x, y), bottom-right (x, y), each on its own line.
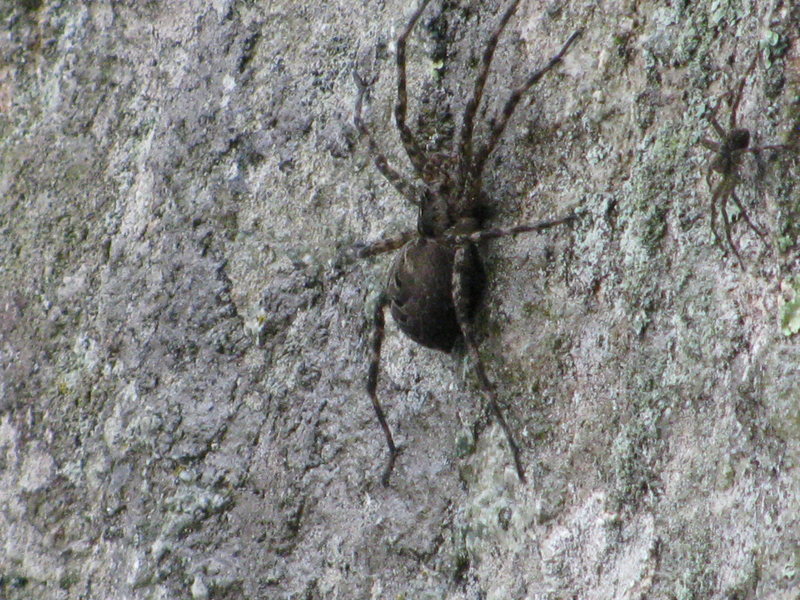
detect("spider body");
top-left (353, 0), bottom-right (581, 485)
top-left (709, 128), bottom-right (749, 173)
top-left (700, 55), bottom-right (796, 267)
top-left (388, 236), bottom-right (484, 352)
top-left (388, 178), bottom-right (487, 351)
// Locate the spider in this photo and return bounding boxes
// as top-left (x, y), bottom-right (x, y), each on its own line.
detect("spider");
top-left (699, 54), bottom-right (796, 268)
top-left (351, 0), bottom-right (581, 485)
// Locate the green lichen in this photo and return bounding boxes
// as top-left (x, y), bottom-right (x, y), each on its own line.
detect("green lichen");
top-left (59, 572), bottom-right (80, 590)
top-left (454, 427), bottom-right (476, 458)
top-left (672, 547), bottom-right (717, 600)
top-left (625, 126), bottom-right (685, 259)
top-left (761, 30), bottom-right (791, 66)
top-left (780, 278), bottom-right (800, 337)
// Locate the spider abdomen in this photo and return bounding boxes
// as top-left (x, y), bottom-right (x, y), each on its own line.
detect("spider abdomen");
top-left (388, 238), bottom-right (484, 352)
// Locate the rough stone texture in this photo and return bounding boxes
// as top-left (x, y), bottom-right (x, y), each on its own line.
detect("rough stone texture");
top-left (1, 0), bottom-right (799, 598)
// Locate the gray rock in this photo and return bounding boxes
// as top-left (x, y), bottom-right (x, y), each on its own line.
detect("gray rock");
top-left (1, 0), bottom-right (798, 599)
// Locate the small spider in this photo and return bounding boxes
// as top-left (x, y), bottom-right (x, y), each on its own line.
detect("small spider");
top-left (699, 54), bottom-right (796, 268)
top-left (352, 0), bottom-right (581, 485)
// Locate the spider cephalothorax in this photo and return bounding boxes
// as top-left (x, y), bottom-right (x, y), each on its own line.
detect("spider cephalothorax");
top-left (353, 0), bottom-right (581, 485)
top-left (700, 54), bottom-right (796, 268)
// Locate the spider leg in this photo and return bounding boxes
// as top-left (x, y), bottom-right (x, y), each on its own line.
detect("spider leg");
top-left (354, 230), bottom-right (416, 258)
top-left (728, 54), bottom-right (758, 130)
top-left (366, 292), bottom-right (400, 486)
top-left (729, 190), bottom-right (767, 244)
top-left (703, 89), bottom-right (731, 138)
top-left (709, 111), bottom-right (727, 139)
top-left (474, 30), bottom-right (582, 178)
top-left (709, 180), bottom-right (723, 247)
top-left (445, 213), bottom-right (577, 244)
top-left (395, 0), bottom-right (433, 178)
top-left (453, 243), bottom-right (526, 482)
top-left (743, 144), bottom-right (796, 154)
top-left (718, 189), bottom-right (746, 269)
top-left (700, 138), bottom-right (721, 152)
top-left (353, 70), bottom-right (421, 205)
top-left (458, 0), bottom-right (521, 185)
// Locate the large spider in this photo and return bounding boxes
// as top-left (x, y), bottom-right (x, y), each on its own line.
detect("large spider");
top-left (699, 54), bottom-right (796, 268)
top-left (352, 0), bottom-right (581, 485)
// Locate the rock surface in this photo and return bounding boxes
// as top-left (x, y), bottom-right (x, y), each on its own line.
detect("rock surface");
top-left (1, 0), bottom-right (799, 598)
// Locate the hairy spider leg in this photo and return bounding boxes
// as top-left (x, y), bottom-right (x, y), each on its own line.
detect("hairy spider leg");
top-left (453, 243), bottom-right (526, 482)
top-left (702, 86), bottom-right (731, 139)
top-left (395, 0), bottom-right (433, 178)
top-left (708, 176), bottom-right (759, 271)
top-left (444, 213), bottom-right (578, 245)
top-left (458, 0), bottom-right (522, 188)
top-left (700, 138), bottom-right (721, 154)
top-left (354, 230), bottom-right (417, 258)
top-left (741, 144), bottom-right (795, 155)
top-left (707, 109), bottom-right (728, 140)
top-left (715, 182), bottom-right (746, 269)
top-left (706, 168), bottom-right (749, 271)
top-left (708, 177), bottom-right (731, 245)
top-left (353, 70), bottom-right (420, 204)
top-left (366, 292), bottom-right (399, 486)
top-left (729, 189), bottom-right (767, 240)
top-left (709, 180), bottom-right (720, 246)
top-left (473, 30), bottom-right (582, 179)
top-left (728, 55), bottom-right (758, 129)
